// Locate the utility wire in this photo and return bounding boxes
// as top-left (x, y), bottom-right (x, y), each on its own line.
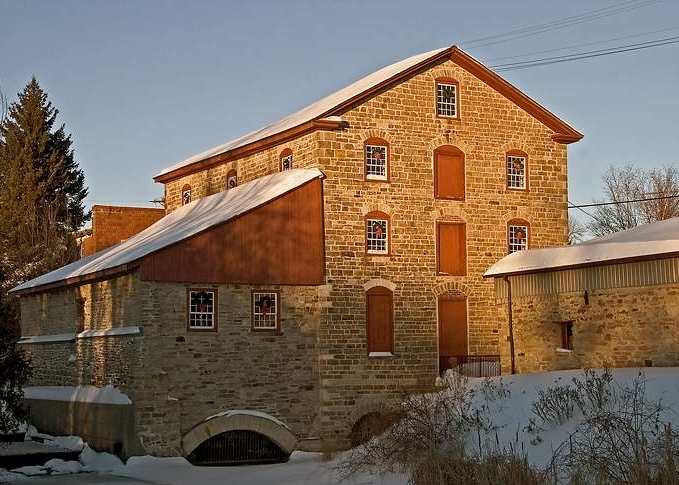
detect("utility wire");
top-left (490, 36), bottom-right (679, 71)
top-left (568, 199), bottom-right (605, 225)
top-left (461, 0), bottom-right (661, 49)
top-left (568, 193), bottom-right (679, 209)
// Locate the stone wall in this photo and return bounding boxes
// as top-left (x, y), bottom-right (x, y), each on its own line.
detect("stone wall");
top-left (497, 283), bottom-right (679, 373)
top-left (158, 57), bottom-right (571, 446)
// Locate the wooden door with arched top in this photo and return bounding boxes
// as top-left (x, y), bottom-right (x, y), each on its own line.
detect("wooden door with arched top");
top-left (438, 292), bottom-right (468, 373)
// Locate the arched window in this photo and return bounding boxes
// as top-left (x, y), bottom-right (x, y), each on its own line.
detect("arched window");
top-left (435, 77), bottom-right (459, 118)
top-left (364, 138), bottom-right (389, 181)
top-left (434, 145), bottom-right (465, 200)
top-left (181, 184), bottom-right (192, 205)
top-left (226, 169), bottom-right (237, 190)
top-left (506, 150), bottom-right (528, 190)
top-left (280, 148), bottom-right (293, 171)
top-left (507, 219), bottom-right (530, 253)
top-left (365, 211), bottom-right (390, 255)
top-left (366, 286), bottom-right (394, 355)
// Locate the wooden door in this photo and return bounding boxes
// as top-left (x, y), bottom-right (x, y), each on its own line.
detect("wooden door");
top-left (366, 287), bottom-right (393, 353)
top-left (438, 293), bottom-right (468, 373)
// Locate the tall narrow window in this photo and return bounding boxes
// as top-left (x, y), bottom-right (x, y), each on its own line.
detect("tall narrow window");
top-left (366, 286), bottom-right (394, 355)
top-left (226, 169), bottom-right (237, 190)
top-left (280, 148), bottom-right (293, 171)
top-left (508, 220), bottom-right (530, 253)
top-left (252, 291), bottom-right (280, 332)
top-left (365, 212), bottom-right (390, 255)
top-left (187, 289), bottom-right (217, 331)
top-left (182, 184), bottom-right (192, 205)
top-left (364, 138), bottom-right (389, 181)
top-left (436, 78), bottom-right (459, 118)
top-left (437, 222), bottom-right (467, 275)
top-left (558, 321), bottom-right (573, 350)
top-left (507, 151), bottom-right (528, 190)
top-left (434, 145), bottom-right (465, 200)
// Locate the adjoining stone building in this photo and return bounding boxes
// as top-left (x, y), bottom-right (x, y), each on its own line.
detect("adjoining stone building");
top-left (10, 45), bottom-right (582, 459)
top-left (485, 217), bottom-right (679, 374)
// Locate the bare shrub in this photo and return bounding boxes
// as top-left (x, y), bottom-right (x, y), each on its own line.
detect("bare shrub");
top-left (532, 385), bottom-right (579, 428)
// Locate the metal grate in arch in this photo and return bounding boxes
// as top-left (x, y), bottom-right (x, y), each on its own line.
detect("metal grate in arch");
top-left (186, 430), bottom-right (288, 466)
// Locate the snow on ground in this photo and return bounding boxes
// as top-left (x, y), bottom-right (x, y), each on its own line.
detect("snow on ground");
top-left (3, 367), bottom-right (679, 485)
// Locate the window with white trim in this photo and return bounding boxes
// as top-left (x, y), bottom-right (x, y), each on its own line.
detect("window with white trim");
top-left (226, 169), bottom-right (237, 190)
top-left (182, 185), bottom-right (192, 205)
top-left (507, 153), bottom-right (527, 190)
top-left (280, 149), bottom-right (293, 171)
top-left (252, 291), bottom-right (279, 331)
top-left (366, 214), bottom-right (389, 254)
top-left (188, 290), bottom-right (216, 330)
top-left (508, 222), bottom-right (529, 253)
top-left (436, 79), bottom-right (459, 118)
top-left (364, 139), bottom-right (388, 181)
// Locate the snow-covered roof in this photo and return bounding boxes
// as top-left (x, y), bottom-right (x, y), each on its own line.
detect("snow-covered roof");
top-left (484, 217), bottom-right (679, 278)
top-left (156, 47), bottom-right (447, 178)
top-left (10, 168), bottom-right (325, 294)
top-left (155, 45), bottom-right (582, 181)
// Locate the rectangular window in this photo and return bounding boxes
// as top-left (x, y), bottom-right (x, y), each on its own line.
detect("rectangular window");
top-left (508, 225), bottom-right (528, 253)
top-left (436, 82), bottom-right (458, 117)
top-left (252, 291), bottom-right (279, 331)
top-left (437, 223), bottom-right (466, 275)
top-left (188, 289), bottom-right (216, 330)
top-left (507, 155), bottom-right (526, 189)
top-left (366, 218), bottom-right (388, 254)
top-left (365, 144), bottom-right (387, 180)
top-left (281, 154), bottom-right (293, 171)
top-left (559, 321), bottom-right (573, 350)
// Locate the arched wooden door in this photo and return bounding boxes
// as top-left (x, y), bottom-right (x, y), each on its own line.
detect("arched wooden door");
top-left (438, 292), bottom-right (468, 373)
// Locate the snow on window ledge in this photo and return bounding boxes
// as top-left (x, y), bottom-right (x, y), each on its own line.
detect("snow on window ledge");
top-left (368, 351), bottom-right (394, 358)
top-left (555, 347), bottom-right (573, 353)
top-left (19, 326), bottom-right (141, 344)
top-left (24, 385), bottom-right (132, 405)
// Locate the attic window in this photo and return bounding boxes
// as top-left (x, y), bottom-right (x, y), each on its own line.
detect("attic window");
top-left (280, 148), bottom-right (293, 171)
top-left (252, 291), bottom-right (280, 332)
top-left (436, 78), bottom-right (459, 118)
top-left (182, 185), bottom-right (192, 205)
top-left (187, 289), bottom-right (217, 331)
top-left (226, 169), bottom-right (237, 190)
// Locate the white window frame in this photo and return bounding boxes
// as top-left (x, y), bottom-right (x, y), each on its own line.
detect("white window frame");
top-left (182, 189), bottom-right (192, 205)
top-left (507, 155), bottom-right (526, 190)
top-left (436, 82), bottom-right (458, 117)
top-left (365, 144), bottom-right (387, 181)
top-left (280, 154), bottom-right (293, 171)
top-left (508, 225), bottom-right (528, 253)
top-left (188, 290), bottom-right (216, 330)
top-left (366, 218), bottom-right (388, 254)
top-left (252, 291), bottom-right (279, 331)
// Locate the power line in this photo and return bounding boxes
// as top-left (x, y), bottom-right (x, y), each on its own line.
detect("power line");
top-left (461, 0), bottom-right (661, 49)
top-left (568, 199), bottom-right (603, 224)
top-left (568, 193), bottom-right (679, 209)
top-left (490, 36), bottom-right (679, 71)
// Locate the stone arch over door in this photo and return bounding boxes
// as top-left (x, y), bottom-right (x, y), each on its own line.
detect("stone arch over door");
top-left (181, 411), bottom-right (299, 458)
top-left (437, 290), bottom-right (468, 374)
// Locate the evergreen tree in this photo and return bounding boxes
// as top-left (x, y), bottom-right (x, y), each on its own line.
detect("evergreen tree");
top-left (0, 77), bottom-right (90, 331)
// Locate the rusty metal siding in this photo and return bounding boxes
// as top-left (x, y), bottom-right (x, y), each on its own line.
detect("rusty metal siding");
top-left (494, 256), bottom-right (679, 301)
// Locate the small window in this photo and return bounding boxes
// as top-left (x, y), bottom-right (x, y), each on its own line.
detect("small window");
top-left (508, 220), bottom-right (529, 253)
top-left (364, 138), bottom-right (389, 181)
top-left (226, 169), bottom-right (237, 190)
top-left (252, 291), bottom-right (280, 332)
top-left (182, 184), bottom-right (192, 205)
top-left (436, 78), bottom-right (459, 118)
top-left (366, 286), bottom-right (394, 355)
top-left (280, 149), bottom-right (293, 171)
top-left (507, 151), bottom-right (527, 190)
top-left (187, 289), bottom-right (217, 331)
top-left (365, 212), bottom-right (389, 255)
top-left (437, 222), bottom-right (466, 275)
top-left (559, 321), bottom-right (573, 350)
top-left (434, 145), bottom-right (465, 200)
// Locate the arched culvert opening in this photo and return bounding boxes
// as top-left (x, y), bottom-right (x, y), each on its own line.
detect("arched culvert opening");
top-left (181, 410), bottom-right (299, 466)
top-left (349, 411), bottom-right (403, 448)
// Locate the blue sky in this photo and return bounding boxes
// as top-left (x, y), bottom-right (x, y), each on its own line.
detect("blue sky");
top-left (1, 0), bottom-right (678, 227)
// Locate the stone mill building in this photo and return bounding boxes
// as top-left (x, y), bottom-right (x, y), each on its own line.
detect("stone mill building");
top-left (10, 45), bottom-right (582, 461)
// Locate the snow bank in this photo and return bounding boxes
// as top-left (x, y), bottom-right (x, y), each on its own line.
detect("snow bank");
top-left (205, 409), bottom-right (290, 429)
